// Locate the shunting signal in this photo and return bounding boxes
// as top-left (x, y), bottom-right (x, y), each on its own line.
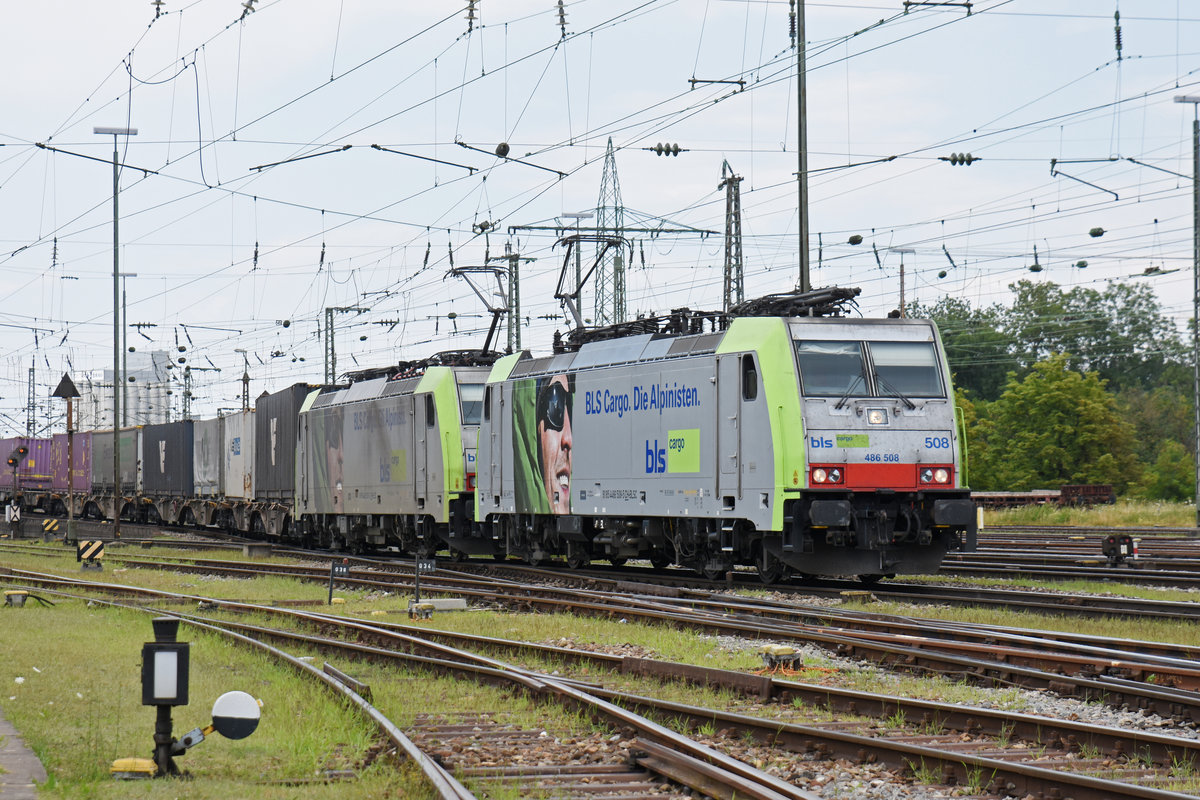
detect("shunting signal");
top-left (78, 539), bottom-right (105, 570)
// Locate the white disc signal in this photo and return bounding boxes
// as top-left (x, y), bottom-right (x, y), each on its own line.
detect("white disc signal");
top-left (211, 690), bottom-right (261, 740)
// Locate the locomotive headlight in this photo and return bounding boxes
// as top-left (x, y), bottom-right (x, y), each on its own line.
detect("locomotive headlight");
top-left (828, 467), bottom-right (843, 484)
top-left (866, 408), bottom-right (887, 425)
top-left (812, 468), bottom-right (828, 484)
top-left (933, 468), bottom-right (950, 484)
top-left (919, 467), bottom-right (934, 484)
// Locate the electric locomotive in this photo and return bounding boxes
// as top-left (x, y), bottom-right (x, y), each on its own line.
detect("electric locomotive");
top-left (475, 289), bottom-right (976, 582)
top-left (294, 351), bottom-right (495, 554)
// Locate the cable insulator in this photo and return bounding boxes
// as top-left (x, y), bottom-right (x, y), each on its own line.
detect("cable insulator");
top-left (1114, 10), bottom-right (1122, 58)
top-left (789, 0), bottom-right (796, 42)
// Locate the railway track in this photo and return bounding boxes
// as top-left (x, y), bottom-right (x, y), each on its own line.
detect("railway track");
top-left (37, 587), bottom-right (805, 800)
top-left (10, 571), bottom-right (1200, 799)
top-left (8, 543), bottom-right (1200, 713)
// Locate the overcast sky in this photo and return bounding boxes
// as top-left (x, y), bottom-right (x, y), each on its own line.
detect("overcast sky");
top-left (1, 0), bottom-right (1197, 430)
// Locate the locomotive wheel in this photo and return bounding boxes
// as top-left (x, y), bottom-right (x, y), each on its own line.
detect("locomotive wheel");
top-left (649, 555), bottom-right (672, 570)
top-left (755, 544), bottom-right (786, 585)
top-left (701, 566), bottom-right (724, 581)
top-left (450, 548), bottom-right (467, 562)
top-left (566, 544), bottom-right (588, 570)
top-left (492, 552), bottom-right (508, 562)
top-left (609, 557), bottom-right (627, 568)
top-left (857, 573), bottom-right (894, 586)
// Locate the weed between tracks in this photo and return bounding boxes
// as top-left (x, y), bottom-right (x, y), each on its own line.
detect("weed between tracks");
top-left (983, 499), bottom-right (1196, 528)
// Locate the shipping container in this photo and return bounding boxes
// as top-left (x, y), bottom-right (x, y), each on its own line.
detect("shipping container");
top-left (0, 438), bottom-right (53, 492)
top-left (255, 383), bottom-right (313, 500)
top-left (50, 432), bottom-right (92, 492)
top-left (90, 428), bottom-right (142, 492)
top-left (193, 417), bottom-right (223, 497)
top-left (142, 421), bottom-right (194, 495)
top-left (222, 410), bottom-right (255, 499)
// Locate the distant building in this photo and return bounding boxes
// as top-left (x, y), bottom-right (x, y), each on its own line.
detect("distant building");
top-left (78, 350), bottom-right (173, 428)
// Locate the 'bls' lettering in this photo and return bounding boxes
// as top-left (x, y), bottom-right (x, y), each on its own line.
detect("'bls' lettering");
top-left (645, 440), bottom-right (667, 473)
top-left (810, 436), bottom-right (833, 449)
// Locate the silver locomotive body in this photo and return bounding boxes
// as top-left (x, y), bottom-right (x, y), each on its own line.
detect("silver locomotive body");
top-left (476, 315), bottom-right (975, 581)
top-left (295, 365), bottom-right (489, 554)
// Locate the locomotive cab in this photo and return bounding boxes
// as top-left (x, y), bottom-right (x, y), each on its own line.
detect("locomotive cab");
top-left (786, 318), bottom-right (977, 579)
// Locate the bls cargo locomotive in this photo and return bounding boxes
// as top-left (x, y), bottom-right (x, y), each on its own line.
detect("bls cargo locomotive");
top-left (8, 287), bottom-right (975, 583)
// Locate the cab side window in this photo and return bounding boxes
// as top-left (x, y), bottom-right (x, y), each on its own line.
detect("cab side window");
top-left (742, 355), bottom-right (758, 401)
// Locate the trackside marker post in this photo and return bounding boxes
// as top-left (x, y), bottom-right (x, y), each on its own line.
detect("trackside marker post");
top-left (411, 558), bottom-right (436, 618)
top-left (329, 558), bottom-right (349, 604)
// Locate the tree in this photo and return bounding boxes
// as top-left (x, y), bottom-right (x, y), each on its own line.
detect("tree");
top-left (1132, 440), bottom-right (1195, 502)
top-left (970, 354), bottom-right (1140, 492)
top-left (1002, 280), bottom-right (1187, 394)
top-left (914, 296), bottom-right (1013, 401)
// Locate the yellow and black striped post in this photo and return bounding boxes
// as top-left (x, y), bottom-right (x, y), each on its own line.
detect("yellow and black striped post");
top-left (41, 519), bottom-right (59, 542)
top-left (78, 540), bottom-right (105, 571)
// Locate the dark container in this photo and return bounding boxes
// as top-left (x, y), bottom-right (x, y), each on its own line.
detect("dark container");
top-left (92, 428), bottom-right (142, 492)
top-left (51, 432), bottom-right (92, 492)
top-left (255, 383), bottom-right (314, 500)
top-left (142, 421), bottom-right (195, 495)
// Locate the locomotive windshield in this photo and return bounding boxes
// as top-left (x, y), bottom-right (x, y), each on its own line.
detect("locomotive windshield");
top-left (872, 342), bottom-right (943, 398)
top-left (459, 383), bottom-right (486, 424)
top-left (794, 341), bottom-right (868, 396)
top-left (794, 339), bottom-right (944, 399)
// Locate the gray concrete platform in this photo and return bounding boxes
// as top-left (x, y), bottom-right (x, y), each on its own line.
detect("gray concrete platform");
top-left (0, 707), bottom-right (46, 799)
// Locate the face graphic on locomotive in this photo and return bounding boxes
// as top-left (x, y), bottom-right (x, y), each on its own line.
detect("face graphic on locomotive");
top-left (536, 374), bottom-right (573, 514)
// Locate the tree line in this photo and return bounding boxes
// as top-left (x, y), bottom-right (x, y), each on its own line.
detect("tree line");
top-left (913, 280), bottom-right (1195, 500)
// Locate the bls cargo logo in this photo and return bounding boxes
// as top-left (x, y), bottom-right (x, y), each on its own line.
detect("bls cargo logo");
top-left (645, 440), bottom-right (667, 473)
top-left (644, 429), bottom-right (700, 474)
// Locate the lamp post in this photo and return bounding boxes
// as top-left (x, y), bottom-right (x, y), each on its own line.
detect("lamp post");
top-left (1174, 95), bottom-right (1200, 528)
top-left (95, 125), bottom-right (137, 537)
top-left (888, 248), bottom-right (915, 317)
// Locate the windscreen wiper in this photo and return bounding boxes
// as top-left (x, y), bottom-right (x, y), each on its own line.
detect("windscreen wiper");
top-left (833, 374), bottom-right (865, 410)
top-left (875, 373), bottom-right (916, 410)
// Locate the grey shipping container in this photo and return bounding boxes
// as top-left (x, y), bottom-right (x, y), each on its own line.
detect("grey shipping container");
top-left (193, 417), bottom-right (224, 497)
top-left (255, 383), bottom-right (313, 500)
top-left (222, 410), bottom-right (255, 499)
top-left (91, 428), bottom-right (142, 492)
top-left (142, 420), bottom-right (194, 495)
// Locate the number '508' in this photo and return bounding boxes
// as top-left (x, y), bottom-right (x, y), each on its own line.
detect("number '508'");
top-left (925, 437), bottom-right (951, 449)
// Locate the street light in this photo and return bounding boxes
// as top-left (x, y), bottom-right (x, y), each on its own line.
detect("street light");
top-left (1174, 95), bottom-right (1200, 528)
top-left (95, 125), bottom-right (137, 538)
top-left (888, 248), bottom-right (916, 317)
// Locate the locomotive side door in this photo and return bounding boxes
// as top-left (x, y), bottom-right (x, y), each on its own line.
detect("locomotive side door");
top-left (415, 393), bottom-right (443, 510)
top-left (716, 354), bottom-right (741, 502)
top-left (414, 394), bottom-right (428, 508)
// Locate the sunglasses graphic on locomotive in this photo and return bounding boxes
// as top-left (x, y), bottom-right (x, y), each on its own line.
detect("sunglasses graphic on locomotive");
top-left (17, 286), bottom-right (975, 584)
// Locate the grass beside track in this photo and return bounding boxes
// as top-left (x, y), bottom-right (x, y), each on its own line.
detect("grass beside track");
top-left (0, 601), bottom-right (430, 799)
top-left (984, 499), bottom-right (1198, 528)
